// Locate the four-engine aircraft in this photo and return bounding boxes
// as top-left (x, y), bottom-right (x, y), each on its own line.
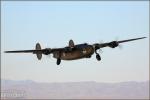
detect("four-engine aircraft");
top-left (5, 37), bottom-right (146, 65)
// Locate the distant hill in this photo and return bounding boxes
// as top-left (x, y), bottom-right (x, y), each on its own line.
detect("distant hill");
top-left (1, 79), bottom-right (149, 99)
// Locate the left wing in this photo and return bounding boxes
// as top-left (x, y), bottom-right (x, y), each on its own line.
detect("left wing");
top-left (4, 48), bottom-right (65, 60)
top-left (4, 48), bottom-right (64, 54)
top-left (4, 42), bottom-right (65, 60)
top-left (93, 37), bottom-right (146, 50)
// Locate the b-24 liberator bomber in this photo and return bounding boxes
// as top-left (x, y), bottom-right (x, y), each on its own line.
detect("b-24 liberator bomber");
top-left (5, 37), bottom-right (146, 65)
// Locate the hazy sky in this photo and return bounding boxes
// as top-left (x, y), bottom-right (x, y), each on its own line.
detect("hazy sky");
top-left (1, 1), bottom-right (149, 83)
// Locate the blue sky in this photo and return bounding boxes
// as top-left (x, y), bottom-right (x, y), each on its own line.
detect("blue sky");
top-left (1, 1), bottom-right (149, 83)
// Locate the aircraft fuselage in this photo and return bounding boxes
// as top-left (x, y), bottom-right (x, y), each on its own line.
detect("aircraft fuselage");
top-left (53, 44), bottom-right (94, 60)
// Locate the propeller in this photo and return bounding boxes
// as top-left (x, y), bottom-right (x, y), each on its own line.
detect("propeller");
top-left (98, 40), bottom-right (103, 53)
top-left (115, 37), bottom-right (123, 50)
top-left (118, 44), bottom-right (123, 49)
top-left (45, 54), bottom-right (51, 59)
top-left (98, 48), bottom-right (103, 54)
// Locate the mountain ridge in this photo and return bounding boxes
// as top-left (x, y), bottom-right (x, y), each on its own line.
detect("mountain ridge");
top-left (1, 79), bottom-right (149, 99)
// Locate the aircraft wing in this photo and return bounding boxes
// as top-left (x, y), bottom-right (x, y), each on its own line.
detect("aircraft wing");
top-left (93, 37), bottom-right (146, 50)
top-left (117, 37), bottom-right (147, 43)
top-left (5, 50), bottom-right (40, 53)
top-left (4, 48), bottom-right (64, 54)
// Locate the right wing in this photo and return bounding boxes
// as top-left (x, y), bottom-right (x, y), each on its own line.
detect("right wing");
top-left (93, 37), bottom-right (146, 50)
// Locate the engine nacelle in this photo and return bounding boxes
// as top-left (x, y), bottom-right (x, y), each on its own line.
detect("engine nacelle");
top-left (108, 41), bottom-right (119, 48)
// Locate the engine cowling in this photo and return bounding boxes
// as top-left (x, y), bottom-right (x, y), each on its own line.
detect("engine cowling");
top-left (108, 41), bottom-right (119, 48)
